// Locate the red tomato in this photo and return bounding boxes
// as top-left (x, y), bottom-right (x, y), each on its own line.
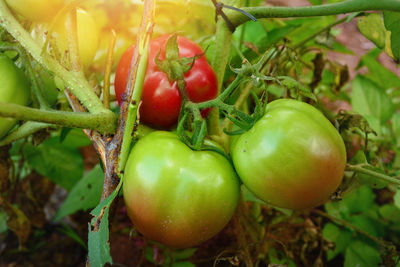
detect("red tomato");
top-left (114, 35), bottom-right (218, 129)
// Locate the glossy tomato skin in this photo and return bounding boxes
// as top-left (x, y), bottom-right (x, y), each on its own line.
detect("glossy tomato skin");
top-left (114, 35), bottom-right (217, 129)
top-left (123, 131), bottom-right (240, 248)
top-left (231, 99), bottom-right (346, 210)
top-left (0, 55), bottom-right (30, 139)
top-left (5, 0), bottom-right (63, 22)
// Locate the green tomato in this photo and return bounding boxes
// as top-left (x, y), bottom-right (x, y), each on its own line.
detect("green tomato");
top-left (0, 54), bottom-right (30, 139)
top-left (5, 0), bottom-right (63, 22)
top-left (53, 8), bottom-right (100, 69)
top-left (123, 131), bottom-right (240, 248)
top-left (231, 99), bottom-right (346, 210)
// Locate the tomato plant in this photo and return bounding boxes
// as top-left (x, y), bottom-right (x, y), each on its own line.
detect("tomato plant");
top-left (1, 0), bottom-right (400, 266)
top-left (122, 131), bottom-right (240, 248)
top-left (5, 0), bottom-right (63, 22)
top-left (53, 8), bottom-right (100, 69)
top-left (114, 35), bottom-right (218, 129)
top-left (0, 54), bottom-right (30, 139)
top-left (231, 99), bottom-right (347, 210)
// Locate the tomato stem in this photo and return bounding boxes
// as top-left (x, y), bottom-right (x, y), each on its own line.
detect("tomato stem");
top-left (0, 0), bottom-right (111, 115)
top-left (0, 121), bottom-right (52, 146)
top-left (116, 25), bottom-right (151, 176)
top-left (346, 164), bottom-right (400, 186)
top-left (208, 0), bottom-right (242, 137)
top-left (230, 0), bottom-right (400, 26)
top-left (0, 102), bottom-right (116, 133)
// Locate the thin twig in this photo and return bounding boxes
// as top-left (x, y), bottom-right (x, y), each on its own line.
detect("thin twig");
top-left (311, 209), bottom-right (390, 247)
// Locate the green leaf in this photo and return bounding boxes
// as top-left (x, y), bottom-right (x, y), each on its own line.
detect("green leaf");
top-left (325, 186), bottom-right (375, 217)
top-left (358, 49), bottom-right (400, 89)
top-left (23, 137), bottom-right (84, 191)
top-left (257, 25), bottom-right (298, 51)
top-left (54, 165), bottom-right (104, 221)
top-left (57, 224), bottom-right (87, 250)
top-left (348, 215), bottom-right (383, 237)
top-left (172, 248), bottom-right (197, 261)
top-left (59, 128), bottom-right (92, 148)
top-left (88, 180), bottom-right (122, 267)
top-left (357, 14), bottom-right (386, 49)
top-left (288, 16), bottom-right (336, 45)
top-left (322, 223), bottom-right (352, 260)
top-left (383, 11), bottom-right (400, 60)
top-left (344, 241), bottom-right (381, 267)
top-left (352, 75), bottom-right (395, 125)
top-left (379, 204), bottom-right (400, 223)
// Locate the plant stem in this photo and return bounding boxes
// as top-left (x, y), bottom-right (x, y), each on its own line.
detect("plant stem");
top-left (346, 164), bottom-right (400, 186)
top-left (0, 102), bottom-right (115, 134)
top-left (293, 15), bottom-right (350, 49)
top-left (117, 39), bottom-right (149, 173)
top-left (0, 122), bottom-right (52, 146)
top-left (311, 209), bottom-right (389, 248)
top-left (0, 0), bottom-right (110, 115)
top-left (208, 0), bottom-right (244, 136)
top-left (230, 0), bottom-right (400, 26)
top-left (102, 0), bottom-right (155, 200)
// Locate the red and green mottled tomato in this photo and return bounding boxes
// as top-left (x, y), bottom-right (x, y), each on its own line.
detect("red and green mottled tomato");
top-left (0, 54), bottom-right (30, 139)
top-left (5, 0), bottom-right (64, 22)
top-left (53, 8), bottom-right (100, 69)
top-left (231, 99), bottom-right (346, 210)
top-left (114, 35), bottom-right (217, 129)
top-left (123, 131), bottom-right (240, 248)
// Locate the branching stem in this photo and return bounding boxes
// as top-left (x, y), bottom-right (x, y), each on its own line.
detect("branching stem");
top-left (230, 0), bottom-right (400, 26)
top-left (0, 0), bottom-right (110, 115)
top-left (0, 102), bottom-right (115, 134)
top-left (346, 164), bottom-right (400, 186)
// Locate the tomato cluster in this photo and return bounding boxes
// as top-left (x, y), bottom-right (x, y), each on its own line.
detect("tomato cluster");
top-left (3, 0), bottom-right (347, 249)
top-left (121, 98), bottom-right (346, 247)
top-left (114, 35), bottom-right (346, 247)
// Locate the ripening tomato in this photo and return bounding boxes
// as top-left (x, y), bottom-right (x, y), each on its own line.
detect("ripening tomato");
top-left (0, 54), bottom-right (30, 139)
top-left (231, 99), bottom-right (346, 210)
top-left (123, 131), bottom-right (240, 248)
top-left (5, 0), bottom-right (64, 22)
top-left (114, 35), bottom-right (217, 129)
top-left (53, 8), bottom-right (100, 69)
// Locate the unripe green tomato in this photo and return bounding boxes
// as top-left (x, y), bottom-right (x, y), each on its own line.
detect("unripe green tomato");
top-left (5, 0), bottom-right (63, 22)
top-left (231, 99), bottom-right (346, 210)
top-left (123, 131), bottom-right (240, 248)
top-left (0, 54), bottom-right (30, 139)
top-left (53, 8), bottom-right (100, 69)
